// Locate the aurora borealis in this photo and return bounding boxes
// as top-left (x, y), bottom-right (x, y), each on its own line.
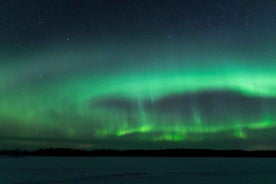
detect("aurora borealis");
top-left (1, 0), bottom-right (276, 150)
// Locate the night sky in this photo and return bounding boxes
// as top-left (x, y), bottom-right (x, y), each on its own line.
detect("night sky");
top-left (1, 0), bottom-right (276, 150)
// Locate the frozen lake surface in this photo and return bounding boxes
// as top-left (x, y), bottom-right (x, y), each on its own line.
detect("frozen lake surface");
top-left (1, 156), bottom-right (276, 183)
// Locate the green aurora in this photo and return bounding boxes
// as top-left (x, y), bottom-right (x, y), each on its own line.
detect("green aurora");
top-left (1, 0), bottom-right (276, 150)
top-left (1, 40), bottom-right (276, 150)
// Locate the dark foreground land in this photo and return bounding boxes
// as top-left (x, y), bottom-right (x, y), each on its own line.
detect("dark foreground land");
top-left (1, 148), bottom-right (276, 157)
top-left (2, 156), bottom-right (276, 183)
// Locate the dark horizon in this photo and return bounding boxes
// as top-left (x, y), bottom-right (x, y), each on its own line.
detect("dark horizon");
top-left (2, 148), bottom-right (276, 158)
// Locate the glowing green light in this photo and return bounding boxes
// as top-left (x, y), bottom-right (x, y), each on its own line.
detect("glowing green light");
top-left (1, 43), bottom-right (276, 149)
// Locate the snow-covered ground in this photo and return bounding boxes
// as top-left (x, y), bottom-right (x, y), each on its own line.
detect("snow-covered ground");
top-left (0, 156), bottom-right (276, 183)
